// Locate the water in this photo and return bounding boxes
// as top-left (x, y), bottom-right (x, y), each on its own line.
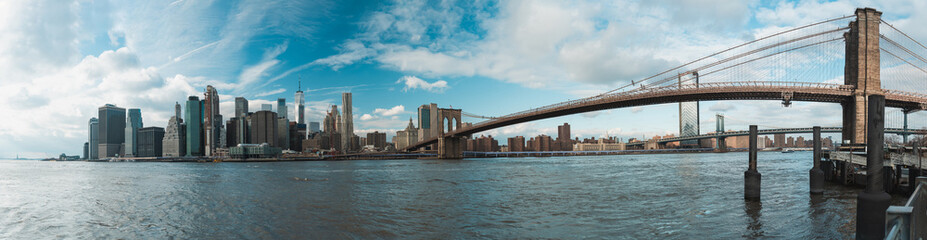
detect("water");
top-left (0, 152), bottom-right (900, 239)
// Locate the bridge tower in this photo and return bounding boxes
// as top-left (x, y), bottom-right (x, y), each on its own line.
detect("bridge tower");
top-left (436, 108), bottom-right (463, 159)
top-left (842, 8), bottom-right (882, 144)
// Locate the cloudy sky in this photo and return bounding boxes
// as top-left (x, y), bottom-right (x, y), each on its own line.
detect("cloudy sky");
top-left (2, 0), bottom-right (927, 158)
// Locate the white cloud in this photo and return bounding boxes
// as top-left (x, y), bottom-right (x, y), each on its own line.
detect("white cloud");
top-left (254, 88), bottom-right (287, 97)
top-left (630, 107), bottom-right (643, 113)
top-left (396, 76), bottom-right (449, 93)
top-left (373, 105), bottom-right (406, 116)
top-left (708, 102), bottom-right (736, 112)
top-left (360, 114), bottom-right (375, 120)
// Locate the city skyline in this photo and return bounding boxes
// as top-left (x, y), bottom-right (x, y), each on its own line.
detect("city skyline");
top-left (4, 1), bottom-right (927, 158)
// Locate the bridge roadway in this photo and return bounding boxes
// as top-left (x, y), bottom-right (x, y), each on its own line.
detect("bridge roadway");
top-left (624, 127), bottom-right (927, 147)
top-left (404, 81), bottom-right (927, 151)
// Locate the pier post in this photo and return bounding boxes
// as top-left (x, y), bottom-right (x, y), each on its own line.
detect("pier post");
top-left (744, 125), bottom-right (761, 201)
top-left (810, 126), bottom-right (824, 194)
top-left (856, 94), bottom-right (890, 240)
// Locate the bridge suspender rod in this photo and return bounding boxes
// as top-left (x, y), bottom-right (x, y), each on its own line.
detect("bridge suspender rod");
top-left (603, 15), bottom-right (854, 95)
top-left (881, 20), bottom-right (927, 53)
top-left (680, 37), bottom-right (846, 84)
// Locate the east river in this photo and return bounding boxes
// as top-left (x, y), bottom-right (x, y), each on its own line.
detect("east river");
top-left (0, 152), bottom-right (909, 239)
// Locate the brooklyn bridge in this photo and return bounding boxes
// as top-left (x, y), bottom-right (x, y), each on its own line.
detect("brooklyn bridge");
top-left (403, 8), bottom-right (927, 161)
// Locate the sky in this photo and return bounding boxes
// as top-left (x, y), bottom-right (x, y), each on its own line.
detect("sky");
top-left (2, 0), bottom-right (927, 158)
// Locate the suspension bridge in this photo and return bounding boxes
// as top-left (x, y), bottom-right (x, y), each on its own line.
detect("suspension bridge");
top-left (403, 8), bottom-right (927, 160)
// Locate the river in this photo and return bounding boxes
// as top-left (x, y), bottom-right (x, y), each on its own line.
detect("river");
top-left (0, 152), bottom-right (901, 239)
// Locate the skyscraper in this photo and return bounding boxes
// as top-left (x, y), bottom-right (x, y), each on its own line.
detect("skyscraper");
top-left (204, 85), bottom-right (221, 156)
top-left (341, 92), bottom-right (354, 152)
top-left (124, 108), bottom-right (142, 157)
top-left (679, 101), bottom-right (699, 147)
top-left (323, 105), bottom-right (339, 133)
top-left (185, 96), bottom-right (203, 156)
top-left (138, 127), bottom-right (164, 157)
top-left (98, 104), bottom-right (126, 158)
top-left (277, 98), bottom-right (287, 119)
top-left (163, 102), bottom-right (186, 157)
top-left (88, 117), bottom-right (99, 159)
top-left (235, 97), bottom-right (249, 118)
top-left (296, 81), bottom-right (305, 125)
top-left (557, 123), bottom-right (571, 141)
top-left (417, 103), bottom-right (438, 141)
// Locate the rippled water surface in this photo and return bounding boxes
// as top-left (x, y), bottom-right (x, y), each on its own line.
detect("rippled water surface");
top-left (0, 152), bottom-right (899, 239)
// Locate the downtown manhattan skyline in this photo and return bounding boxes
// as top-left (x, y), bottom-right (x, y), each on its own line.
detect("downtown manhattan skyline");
top-left (4, 0), bottom-right (927, 158)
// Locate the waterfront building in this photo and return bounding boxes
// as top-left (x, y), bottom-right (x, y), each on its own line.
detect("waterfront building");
top-left (341, 92), bottom-right (355, 152)
top-left (557, 123), bottom-right (573, 151)
top-left (309, 122), bottom-right (320, 133)
top-left (366, 131), bottom-right (387, 149)
top-left (229, 143), bottom-right (281, 159)
top-left (393, 118), bottom-right (418, 150)
top-left (296, 81), bottom-right (305, 125)
top-left (277, 117), bottom-right (289, 149)
top-left (98, 104), bottom-right (126, 158)
top-left (774, 133), bottom-right (786, 148)
top-left (83, 142), bottom-right (89, 159)
top-left (679, 101), bottom-right (700, 147)
top-left (573, 138), bottom-right (627, 151)
top-left (185, 96), bottom-right (204, 156)
top-left (276, 98), bottom-right (287, 119)
top-left (204, 85), bottom-right (222, 156)
top-left (235, 97), bottom-right (249, 118)
top-left (507, 136), bottom-right (526, 152)
top-left (124, 108), bottom-right (142, 157)
top-left (163, 102), bottom-right (186, 157)
top-left (527, 135), bottom-right (554, 151)
top-left (138, 127), bottom-right (164, 157)
top-left (467, 135), bottom-right (499, 152)
top-left (88, 117), bottom-right (99, 159)
top-left (250, 110), bottom-right (278, 147)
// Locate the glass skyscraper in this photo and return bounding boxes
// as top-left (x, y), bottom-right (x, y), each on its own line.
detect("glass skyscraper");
top-left (185, 96), bottom-right (203, 156)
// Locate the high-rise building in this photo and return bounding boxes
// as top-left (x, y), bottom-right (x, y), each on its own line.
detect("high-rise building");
top-left (393, 118), bottom-right (418, 150)
top-left (296, 81), bottom-right (305, 125)
top-left (557, 123), bottom-right (571, 141)
top-left (163, 102), bottom-right (185, 157)
top-left (774, 133), bottom-right (786, 148)
top-left (204, 85), bottom-right (222, 156)
top-left (366, 131), bottom-right (387, 149)
top-left (277, 98), bottom-right (287, 119)
top-left (138, 127), bottom-right (164, 157)
top-left (341, 92), bottom-right (354, 152)
top-left (83, 142), bottom-right (89, 159)
top-left (323, 105), bottom-right (339, 133)
top-left (124, 108), bottom-right (143, 157)
top-left (185, 96), bottom-right (204, 156)
top-left (88, 117), bottom-right (99, 159)
top-left (235, 97), bottom-right (249, 118)
top-left (508, 136), bottom-right (526, 152)
top-left (250, 110), bottom-right (278, 146)
top-left (277, 118), bottom-right (289, 149)
top-left (98, 104), bottom-right (126, 159)
top-left (417, 103), bottom-right (439, 141)
top-left (309, 122), bottom-right (320, 133)
top-left (679, 101), bottom-right (699, 147)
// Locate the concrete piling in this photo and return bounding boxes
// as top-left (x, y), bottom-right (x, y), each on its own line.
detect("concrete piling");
top-left (744, 125), bottom-right (761, 201)
top-left (810, 126), bottom-right (824, 194)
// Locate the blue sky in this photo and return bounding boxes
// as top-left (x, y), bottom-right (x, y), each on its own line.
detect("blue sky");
top-left (1, 0), bottom-right (927, 158)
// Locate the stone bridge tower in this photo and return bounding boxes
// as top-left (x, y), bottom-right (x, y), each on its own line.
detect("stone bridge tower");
top-left (436, 108), bottom-right (463, 159)
top-left (842, 8), bottom-right (881, 144)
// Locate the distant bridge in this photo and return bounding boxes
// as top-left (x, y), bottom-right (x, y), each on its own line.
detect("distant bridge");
top-left (624, 127), bottom-right (927, 147)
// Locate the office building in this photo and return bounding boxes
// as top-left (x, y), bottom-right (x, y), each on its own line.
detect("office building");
top-left (323, 105), bottom-right (339, 133)
top-left (341, 92), bottom-right (355, 152)
top-left (296, 81), bottom-right (305, 124)
top-left (163, 102), bottom-right (186, 157)
top-left (138, 127), bottom-right (164, 157)
top-left (235, 97), bottom-right (249, 118)
top-left (124, 108), bottom-right (142, 157)
top-left (83, 142), bottom-right (89, 159)
top-left (277, 118), bottom-right (289, 149)
top-left (88, 117), bottom-right (99, 159)
top-left (393, 118), bottom-right (418, 150)
top-left (185, 96), bottom-right (204, 156)
top-left (277, 98), bottom-right (287, 119)
top-left (204, 85), bottom-right (222, 156)
top-left (250, 110), bottom-right (278, 146)
top-left (417, 103), bottom-right (439, 141)
top-left (98, 104), bottom-right (126, 158)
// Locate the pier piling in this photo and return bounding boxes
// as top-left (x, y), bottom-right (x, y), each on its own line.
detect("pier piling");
top-left (856, 94), bottom-right (891, 239)
top-left (810, 126), bottom-right (824, 194)
top-left (744, 125), bottom-right (761, 201)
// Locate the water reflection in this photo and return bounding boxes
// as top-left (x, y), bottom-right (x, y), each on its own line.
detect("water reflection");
top-left (743, 201), bottom-right (764, 239)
